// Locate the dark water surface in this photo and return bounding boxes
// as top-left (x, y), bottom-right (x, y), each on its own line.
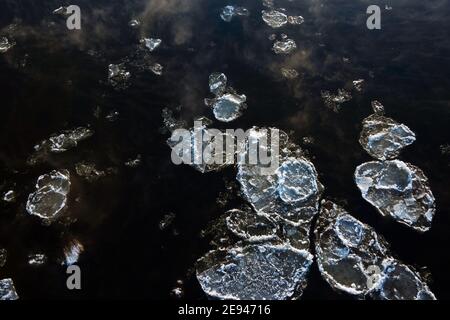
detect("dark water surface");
top-left (0, 0), bottom-right (449, 299)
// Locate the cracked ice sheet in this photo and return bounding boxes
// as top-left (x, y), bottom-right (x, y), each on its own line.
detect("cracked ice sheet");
top-left (354, 160), bottom-right (435, 232)
top-left (196, 243), bottom-right (313, 300)
top-left (0, 279), bottom-right (19, 300)
top-left (26, 169), bottom-right (71, 222)
top-left (359, 114), bottom-right (416, 160)
top-left (315, 200), bottom-right (435, 300)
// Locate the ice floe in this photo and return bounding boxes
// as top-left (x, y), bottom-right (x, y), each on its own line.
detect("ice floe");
top-left (359, 114), bottom-right (416, 160)
top-left (196, 243), bottom-right (313, 300)
top-left (354, 160), bottom-right (435, 232)
top-left (108, 63), bottom-right (131, 89)
top-left (26, 169), bottom-right (71, 222)
top-left (262, 9), bottom-right (304, 28)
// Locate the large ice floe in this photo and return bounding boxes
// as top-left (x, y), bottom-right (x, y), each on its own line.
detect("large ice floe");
top-left (315, 200), bottom-right (435, 299)
top-left (354, 160), bottom-right (435, 232)
top-left (359, 114), bottom-right (416, 160)
top-left (196, 243), bottom-right (313, 300)
top-left (28, 127), bottom-right (93, 165)
top-left (0, 278), bottom-right (19, 300)
top-left (220, 5), bottom-right (249, 22)
top-left (26, 169), bottom-right (71, 223)
top-left (205, 73), bottom-right (247, 122)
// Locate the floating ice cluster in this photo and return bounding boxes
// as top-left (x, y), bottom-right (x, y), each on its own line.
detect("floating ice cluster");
top-left (315, 201), bottom-right (435, 299)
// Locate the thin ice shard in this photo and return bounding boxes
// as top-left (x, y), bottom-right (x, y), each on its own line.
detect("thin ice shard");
top-left (0, 278), bottom-right (19, 300)
top-left (63, 239), bottom-right (84, 265)
top-left (359, 114), bottom-right (416, 160)
top-left (26, 170), bottom-right (71, 222)
top-left (196, 243), bottom-right (313, 300)
top-left (315, 200), bottom-right (435, 299)
top-left (354, 160), bottom-right (435, 232)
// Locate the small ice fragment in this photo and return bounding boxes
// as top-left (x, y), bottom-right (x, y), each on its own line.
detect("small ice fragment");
top-left (371, 100), bottom-right (385, 114)
top-left (125, 154), bottom-right (142, 168)
top-left (220, 5), bottom-right (249, 22)
top-left (287, 15), bottom-right (305, 25)
top-left (0, 37), bottom-right (14, 53)
top-left (26, 170), bottom-right (71, 222)
top-left (315, 200), bottom-right (435, 299)
top-left (353, 79), bottom-right (365, 92)
top-left (128, 19), bottom-right (141, 28)
top-left (108, 63), bottom-right (131, 88)
top-left (0, 279), bottom-right (19, 300)
top-left (209, 73), bottom-right (227, 96)
top-left (53, 6), bottom-right (70, 17)
top-left (440, 144), bottom-right (450, 155)
top-left (359, 114), bottom-right (416, 160)
top-left (171, 286), bottom-right (184, 298)
top-left (28, 253), bottom-right (47, 266)
top-left (159, 213), bottom-right (176, 230)
top-left (212, 93), bottom-right (247, 122)
top-left (2, 190), bottom-right (16, 203)
top-left (385, 5), bottom-right (393, 10)
top-left (281, 67), bottom-right (299, 79)
top-left (268, 34), bottom-right (276, 41)
top-left (354, 160), bottom-right (435, 232)
top-left (149, 62), bottom-right (163, 75)
top-left (321, 89), bottom-right (352, 112)
top-left (272, 39), bottom-right (297, 54)
top-left (262, 10), bottom-right (288, 28)
top-left (262, 0), bottom-right (275, 8)
top-left (140, 38), bottom-right (162, 52)
top-left (0, 249), bottom-right (6, 268)
top-left (196, 243), bottom-right (313, 300)
top-left (75, 162), bottom-right (107, 182)
top-left (105, 110), bottom-right (119, 122)
top-left (63, 239), bottom-right (84, 266)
